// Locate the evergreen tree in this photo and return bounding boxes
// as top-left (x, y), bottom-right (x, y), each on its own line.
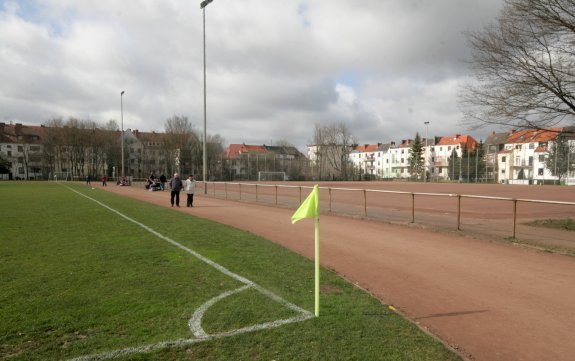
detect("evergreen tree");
top-left (0, 154), bottom-right (10, 174)
top-left (408, 133), bottom-right (424, 181)
top-left (447, 149), bottom-right (460, 181)
top-left (545, 134), bottom-right (575, 183)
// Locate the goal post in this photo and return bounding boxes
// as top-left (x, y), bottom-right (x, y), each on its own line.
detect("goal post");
top-left (258, 171), bottom-right (287, 181)
top-left (51, 172), bottom-right (71, 181)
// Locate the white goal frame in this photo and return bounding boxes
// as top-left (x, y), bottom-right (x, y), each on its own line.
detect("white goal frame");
top-left (258, 171), bottom-right (286, 181)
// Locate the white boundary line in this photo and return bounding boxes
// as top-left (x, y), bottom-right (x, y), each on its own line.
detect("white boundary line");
top-left (62, 185), bottom-right (313, 361)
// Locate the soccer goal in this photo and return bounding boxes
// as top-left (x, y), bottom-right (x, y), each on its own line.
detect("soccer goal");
top-left (51, 172), bottom-right (71, 181)
top-left (258, 171), bottom-right (287, 181)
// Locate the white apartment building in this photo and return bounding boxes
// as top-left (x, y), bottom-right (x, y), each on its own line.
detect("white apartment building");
top-left (497, 129), bottom-right (561, 185)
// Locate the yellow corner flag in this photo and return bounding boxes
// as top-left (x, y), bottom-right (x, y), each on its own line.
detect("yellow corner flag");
top-left (291, 185), bottom-right (319, 224)
top-left (291, 184), bottom-right (320, 317)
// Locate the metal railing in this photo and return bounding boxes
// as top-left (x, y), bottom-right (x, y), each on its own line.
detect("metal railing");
top-left (198, 182), bottom-right (575, 242)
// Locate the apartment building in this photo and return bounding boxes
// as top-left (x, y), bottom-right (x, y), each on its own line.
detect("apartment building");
top-left (497, 129), bottom-right (561, 184)
top-left (0, 123), bottom-right (46, 180)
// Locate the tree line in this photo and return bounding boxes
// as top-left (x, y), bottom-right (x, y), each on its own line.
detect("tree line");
top-left (39, 115), bottom-right (225, 180)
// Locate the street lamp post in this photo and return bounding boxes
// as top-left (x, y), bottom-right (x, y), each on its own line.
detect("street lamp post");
top-left (424, 121), bottom-right (429, 182)
top-left (201, 0), bottom-right (214, 194)
top-left (120, 90), bottom-right (125, 180)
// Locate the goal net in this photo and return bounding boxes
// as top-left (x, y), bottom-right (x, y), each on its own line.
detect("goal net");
top-left (51, 172), bottom-right (71, 181)
top-left (258, 171), bottom-right (286, 181)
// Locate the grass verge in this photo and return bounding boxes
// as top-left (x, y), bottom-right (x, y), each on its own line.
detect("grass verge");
top-left (525, 218), bottom-right (575, 231)
top-left (0, 182), bottom-right (460, 360)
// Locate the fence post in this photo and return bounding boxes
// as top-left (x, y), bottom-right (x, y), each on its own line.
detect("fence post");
top-left (213, 182), bottom-right (216, 196)
top-left (299, 186), bottom-right (302, 204)
top-left (363, 189), bottom-right (367, 217)
top-left (512, 199), bottom-right (517, 239)
top-left (256, 184), bottom-right (258, 202)
top-left (457, 194), bottom-right (461, 231)
top-left (329, 188), bottom-right (332, 212)
top-left (239, 183), bottom-right (242, 200)
top-left (411, 193), bottom-right (415, 223)
top-left (225, 182), bottom-right (227, 200)
top-left (275, 185), bottom-right (278, 205)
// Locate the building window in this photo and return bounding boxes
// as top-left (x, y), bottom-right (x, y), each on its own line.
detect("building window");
top-left (501, 169), bottom-right (506, 174)
top-left (448, 146), bottom-right (451, 151)
top-left (539, 155), bottom-right (545, 162)
top-left (18, 146), bottom-right (23, 152)
top-left (502, 156), bottom-right (506, 162)
top-left (538, 168), bottom-right (544, 176)
top-left (529, 143), bottom-right (535, 149)
top-left (515, 144), bottom-right (522, 150)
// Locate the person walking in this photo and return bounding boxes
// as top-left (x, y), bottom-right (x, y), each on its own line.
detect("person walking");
top-left (169, 173), bottom-right (183, 207)
top-left (159, 174), bottom-right (167, 191)
top-left (184, 174), bottom-right (197, 207)
top-left (101, 175), bottom-right (107, 187)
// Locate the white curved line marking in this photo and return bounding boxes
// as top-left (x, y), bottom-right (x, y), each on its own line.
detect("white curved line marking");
top-left (189, 285), bottom-right (252, 338)
top-left (63, 185), bottom-right (313, 361)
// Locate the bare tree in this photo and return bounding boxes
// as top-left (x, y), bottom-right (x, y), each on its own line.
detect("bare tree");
top-left (164, 115), bottom-right (199, 175)
top-left (312, 123), bottom-right (355, 180)
top-left (461, 0), bottom-right (575, 130)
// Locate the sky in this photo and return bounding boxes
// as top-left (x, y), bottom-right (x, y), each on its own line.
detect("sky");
top-left (0, 0), bottom-right (506, 151)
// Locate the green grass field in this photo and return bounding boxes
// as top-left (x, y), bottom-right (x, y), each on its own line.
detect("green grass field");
top-left (0, 182), bottom-right (461, 360)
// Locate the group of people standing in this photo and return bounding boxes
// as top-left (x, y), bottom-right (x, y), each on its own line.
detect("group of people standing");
top-left (169, 173), bottom-right (196, 208)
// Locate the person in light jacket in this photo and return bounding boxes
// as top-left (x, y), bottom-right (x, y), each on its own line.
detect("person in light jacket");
top-left (169, 173), bottom-right (183, 207)
top-left (184, 175), bottom-right (197, 207)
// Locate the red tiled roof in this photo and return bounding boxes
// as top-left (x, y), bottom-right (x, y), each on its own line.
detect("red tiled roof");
top-left (354, 144), bottom-right (379, 152)
top-left (505, 128), bottom-right (561, 144)
top-left (223, 144), bottom-right (268, 159)
top-left (437, 134), bottom-right (478, 151)
top-left (534, 146), bottom-right (548, 153)
top-left (0, 123), bottom-right (46, 144)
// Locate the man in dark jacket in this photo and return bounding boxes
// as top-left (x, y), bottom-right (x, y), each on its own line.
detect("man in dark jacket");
top-left (169, 173), bottom-right (183, 207)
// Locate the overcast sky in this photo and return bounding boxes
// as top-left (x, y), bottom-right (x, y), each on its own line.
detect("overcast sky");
top-left (0, 0), bottom-right (505, 151)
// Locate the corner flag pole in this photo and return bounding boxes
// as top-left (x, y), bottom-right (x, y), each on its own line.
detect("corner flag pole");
top-left (291, 184), bottom-right (320, 317)
top-left (314, 210), bottom-right (319, 317)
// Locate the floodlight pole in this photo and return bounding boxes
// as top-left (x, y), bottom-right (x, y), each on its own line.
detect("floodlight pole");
top-left (424, 121), bottom-right (429, 182)
top-left (121, 90), bottom-right (125, 179)
top-left (201, 0), bottom-right (214, 194)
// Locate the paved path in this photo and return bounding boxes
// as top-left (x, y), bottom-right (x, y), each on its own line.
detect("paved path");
top-left (100, 185), bottom-right (575, 361)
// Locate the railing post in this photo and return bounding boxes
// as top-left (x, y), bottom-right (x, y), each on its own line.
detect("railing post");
top-left (411, 193), bottom-right (415, 223)
top-left (329, 188), bottom-right (332, 212)
top-left (512, 199), bottom-right (518, 239)
top-left (363, 189), bottom-right (367, 217)
top-left (457, 194), bottom-right (461, 231)
top-left (275, 185), bottom-right (278, 205)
